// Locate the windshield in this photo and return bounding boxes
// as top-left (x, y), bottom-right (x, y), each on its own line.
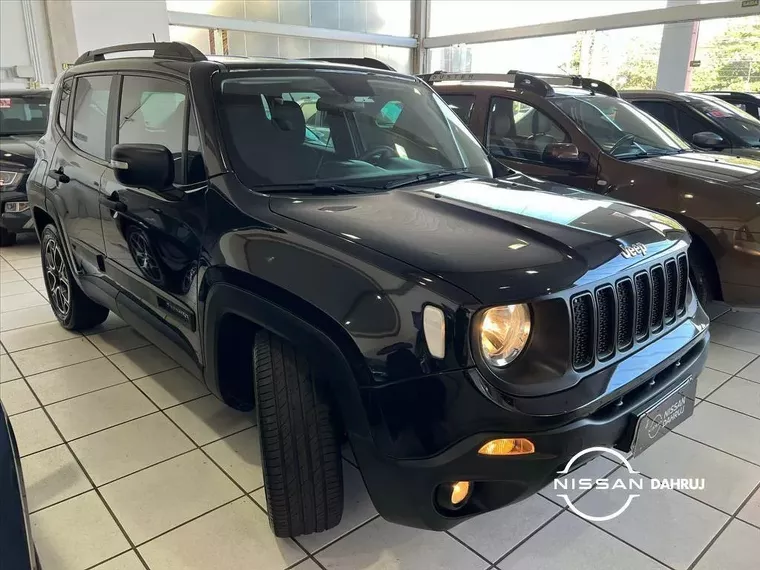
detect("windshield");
top-left (0, 95), bottom-right (50, 136)
top-left (686, 94), bottom-right (760, 148)
top-left (214, 70), bottom-right (492, 190)
top-left (552, 95), bottom-right (690, 159)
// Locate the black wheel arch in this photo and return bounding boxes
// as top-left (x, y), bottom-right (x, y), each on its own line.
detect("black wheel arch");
top-left (202, 276), bottom-right (373, 441)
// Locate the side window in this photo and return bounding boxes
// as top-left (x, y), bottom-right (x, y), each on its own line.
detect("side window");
top-left (676, 108), bottom-right (711, 142)
top-left (57, 78), bottom-right (72, 131)
top-left (71, 75), bottom-right (113, 159)
top-left (632, 101), bottom-right (677, 131)
top-left (487, 97), bottom-right (568, 163)
top-left (439, 94), bottom-right (475, 124)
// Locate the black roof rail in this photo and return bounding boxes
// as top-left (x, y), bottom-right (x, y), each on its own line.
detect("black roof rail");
top-left (417, 71), bottom-right (554, 97)
top-left (304, 57), bottom-right (395, 71)
top-left (508, 70), bottom-right (619, 97)
top-left (74, 42), bottom-right (206, 65)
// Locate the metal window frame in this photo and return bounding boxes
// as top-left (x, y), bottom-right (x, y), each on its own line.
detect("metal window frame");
top-left (422, 0), bottom-right (760, 49)
top-left (167, 10), bottom-right (418, 49)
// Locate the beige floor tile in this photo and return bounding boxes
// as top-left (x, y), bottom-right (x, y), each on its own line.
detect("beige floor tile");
top-left (576, 470), bottom-right (728, 570)
top-left (291, 560), bottom-right (321, 570)
top-left (46, 383), bottom-right (157, 440)
top-left (10, 408), bottom-right (63, 456)
top-left (0, 291), bottom-right (47, 313)
top-left (29, 277), bottom-right (48, 297)
top-left (0, 244), bottom-right (41, 261)
top-left (8, 256), bottom-right (41, 270)
top-left (20, 444), bottom-right (92, 512)
top-left (26, 357), bottom-right (128, 405)
top-left (693, 520), bottom-right (760, 570)
top-left (738, 487), bottom-right (760, 527)
top-left (0, 353), bottom-right (21, 382)
top-left (0, 269), bottom-right (24, 283)
top-left (89, 327), bottom-right (150, 356)
top-left (738, 357), bottom-right (760, 384)
top-left (632, 432), bottom-right (760, 514)
top-left (109, 345), bottom-right (176, 380)
top-left (138, 497), bottom-right (305, 570)
top-left (705, 343), bottom-right (757, 376)
top-left (19, 266), bottom-right (44, 280)
top-left (0, 321), bottom-right (79, 352)
top-left (82, 312), bottom-right (127, 335)
top-left (101, 450), bottom-right (242, 544)
top-left (498, 512), bottom-right (668, 570)
top-left (0, 279), bottom-right (35, 296)
top-left (710, 323), bottom-right (760, 355)
top-left (450, 494), bottom-right (561, 563)
top-left (133, 367), bottom-right (209, 409)
top-left (165, 394), bottom-right (255, 446)
top-left (676, 401), bottom-right (760, 464)
top-left (203, 427), bottom-right (262, 492)
top-left (0, 304), bottom-right (56, 331)
top-left (71, 413), bottom-right (194, 485)
top-left (12, 337), bottom-right (101, 376)
top-left (717, 311), bottom-right (760, 334)
top-left (0, 342), bottom-right (5, 354)
top-left (316, 516), bottom-right (488, 570)
top-left (708, 376), bottom-right (760, 420)
top-left (696, 368), bottom-right (732, 399)
top-left (91, 551), bottom-right (145, 570)
top-left (31, 491), bottom-right (130, 570)
top-left (0, 378), bottom-right (39, 415)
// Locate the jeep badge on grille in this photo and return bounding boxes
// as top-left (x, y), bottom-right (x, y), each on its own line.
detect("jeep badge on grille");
top-left (620, 243), bottom-right (647, 259)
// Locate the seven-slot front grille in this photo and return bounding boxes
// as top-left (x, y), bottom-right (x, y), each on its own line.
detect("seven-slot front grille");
top-left (571, 253), bottom-right (688, 370)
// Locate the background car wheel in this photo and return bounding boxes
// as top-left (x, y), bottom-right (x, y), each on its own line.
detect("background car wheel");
top-left (253, 330), bottom-right (343, 537)
top-left (688, 243), bottom-right (716, 307)
top-left (40, 224), bottom-right (109, 330)
top-left (0, 228), bottom-right (17, 247)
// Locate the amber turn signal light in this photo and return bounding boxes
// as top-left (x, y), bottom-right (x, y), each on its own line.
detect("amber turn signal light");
top-left (478, 438), bottom-right (535, 456)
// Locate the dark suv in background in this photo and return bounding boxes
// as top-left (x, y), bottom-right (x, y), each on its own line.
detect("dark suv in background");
top-left (28, 43), bottom-right (708, 537)
top-left (700, 91), bottom-right (760, 119)
top-left (425, 71), bottom-right (760, 308)
top-left (0, 89), bottom-right (51, 245)
top-left (622, 90), bottom-right (760, 158)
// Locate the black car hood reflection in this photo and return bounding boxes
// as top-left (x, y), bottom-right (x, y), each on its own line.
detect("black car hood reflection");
top-left (0, 135), bottom-right (38, 169)
top-left (270, 173), bottom-right (688, 303)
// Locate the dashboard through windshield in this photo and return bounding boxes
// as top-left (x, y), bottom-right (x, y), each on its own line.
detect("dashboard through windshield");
top-left (214, 69), bottom-right (492, 191)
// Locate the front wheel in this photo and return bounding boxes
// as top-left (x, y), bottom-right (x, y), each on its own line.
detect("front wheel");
top-left (253, 330), bottom-right (343, 537)
top-left (40, 224), bottom-right (109, 330)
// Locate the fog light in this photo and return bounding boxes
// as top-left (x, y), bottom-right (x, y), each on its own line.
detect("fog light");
top-left (478, 438), bottom-right (535, 456)
top-left (451, 481), bottom-right (470, 505)
top-left (5, 201), bottom-right (29, 213)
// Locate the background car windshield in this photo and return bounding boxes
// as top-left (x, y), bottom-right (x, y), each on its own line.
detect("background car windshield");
top-left (0, 95), bottom-right (50, 135)
top-left (214, 70), bottom-right (492, 189)
top-left (552, 96), bottom-right (690, 158)
top-left (687, 94), bottom-right (760, 147)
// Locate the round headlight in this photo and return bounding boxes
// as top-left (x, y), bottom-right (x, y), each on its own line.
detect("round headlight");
top-left (479, 304), bottom-right (531, 367)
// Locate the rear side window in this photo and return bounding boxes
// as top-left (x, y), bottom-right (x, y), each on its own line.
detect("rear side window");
top-left (439, 94), bottom-right (476, 124)
top-left (72, 75), bottom-right (113, 159)
top-left (58, 78), bottom-right (72, 131)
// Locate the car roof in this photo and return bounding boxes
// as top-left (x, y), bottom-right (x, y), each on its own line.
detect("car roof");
top-left (620, 90), bottom-right (689, 101)
top-left (699, 91), bottom-right (760, 101)
top-left (0, 88), bottom-right (52, 98)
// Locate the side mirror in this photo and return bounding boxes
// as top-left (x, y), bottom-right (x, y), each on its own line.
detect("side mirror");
top-left (544, 143), bottom-right (588, 168)
top-left (692, 131), bottom-right (727, 150)
top-left (111, 144), bottom-right (174, 192)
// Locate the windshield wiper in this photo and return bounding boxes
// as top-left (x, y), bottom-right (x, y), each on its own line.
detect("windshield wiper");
top-left (256, 183), bottom-right (373, 195)
top-left (383, 168), bottom-right (472, 190)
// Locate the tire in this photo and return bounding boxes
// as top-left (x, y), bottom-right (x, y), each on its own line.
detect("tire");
top-left (0, 228), bottom-right (17, 247)
top-left (688, 244), bottom-right (716, 307)
top-left (40, 224), bottom-right (109, 330)
top-left (253, 330), bottom-right (343, 537)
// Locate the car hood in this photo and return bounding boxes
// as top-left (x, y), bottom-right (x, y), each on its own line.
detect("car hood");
top-left (633, 151), bottom-right (760, 189)
top-left (269, 173), bottom-right (689, 303)
top-left (0, 135), bottom-right (38, 169)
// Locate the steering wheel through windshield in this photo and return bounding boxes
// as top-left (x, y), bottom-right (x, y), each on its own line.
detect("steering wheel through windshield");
top-left (359, 145), bottom-right (397, 165)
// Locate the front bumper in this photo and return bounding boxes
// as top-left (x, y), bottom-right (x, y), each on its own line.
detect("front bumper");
top-left (0, 191), bottom-right (33, 233)
top-left (351, 321), bottom-right (709, 531)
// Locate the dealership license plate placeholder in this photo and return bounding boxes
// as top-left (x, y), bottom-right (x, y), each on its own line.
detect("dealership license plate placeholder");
top-left (630, 375), bottom-right (696, 457)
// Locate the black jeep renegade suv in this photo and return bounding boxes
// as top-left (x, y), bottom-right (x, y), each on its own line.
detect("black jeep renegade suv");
top-left (27, 42), bottom-right (709, 537)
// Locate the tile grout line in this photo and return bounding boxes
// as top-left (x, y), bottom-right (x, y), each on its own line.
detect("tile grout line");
top-left (670, 429), bottom-right (760, 468)
top-left (698, 396), bottom-right (760, 423)
top-left (685, 480), bottom-right (760, 570)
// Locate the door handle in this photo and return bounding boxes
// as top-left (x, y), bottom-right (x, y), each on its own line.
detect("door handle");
top-left (99, 194), bottom-right (127, 213)
top-left (48, 167), bottom-right (70, 184)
